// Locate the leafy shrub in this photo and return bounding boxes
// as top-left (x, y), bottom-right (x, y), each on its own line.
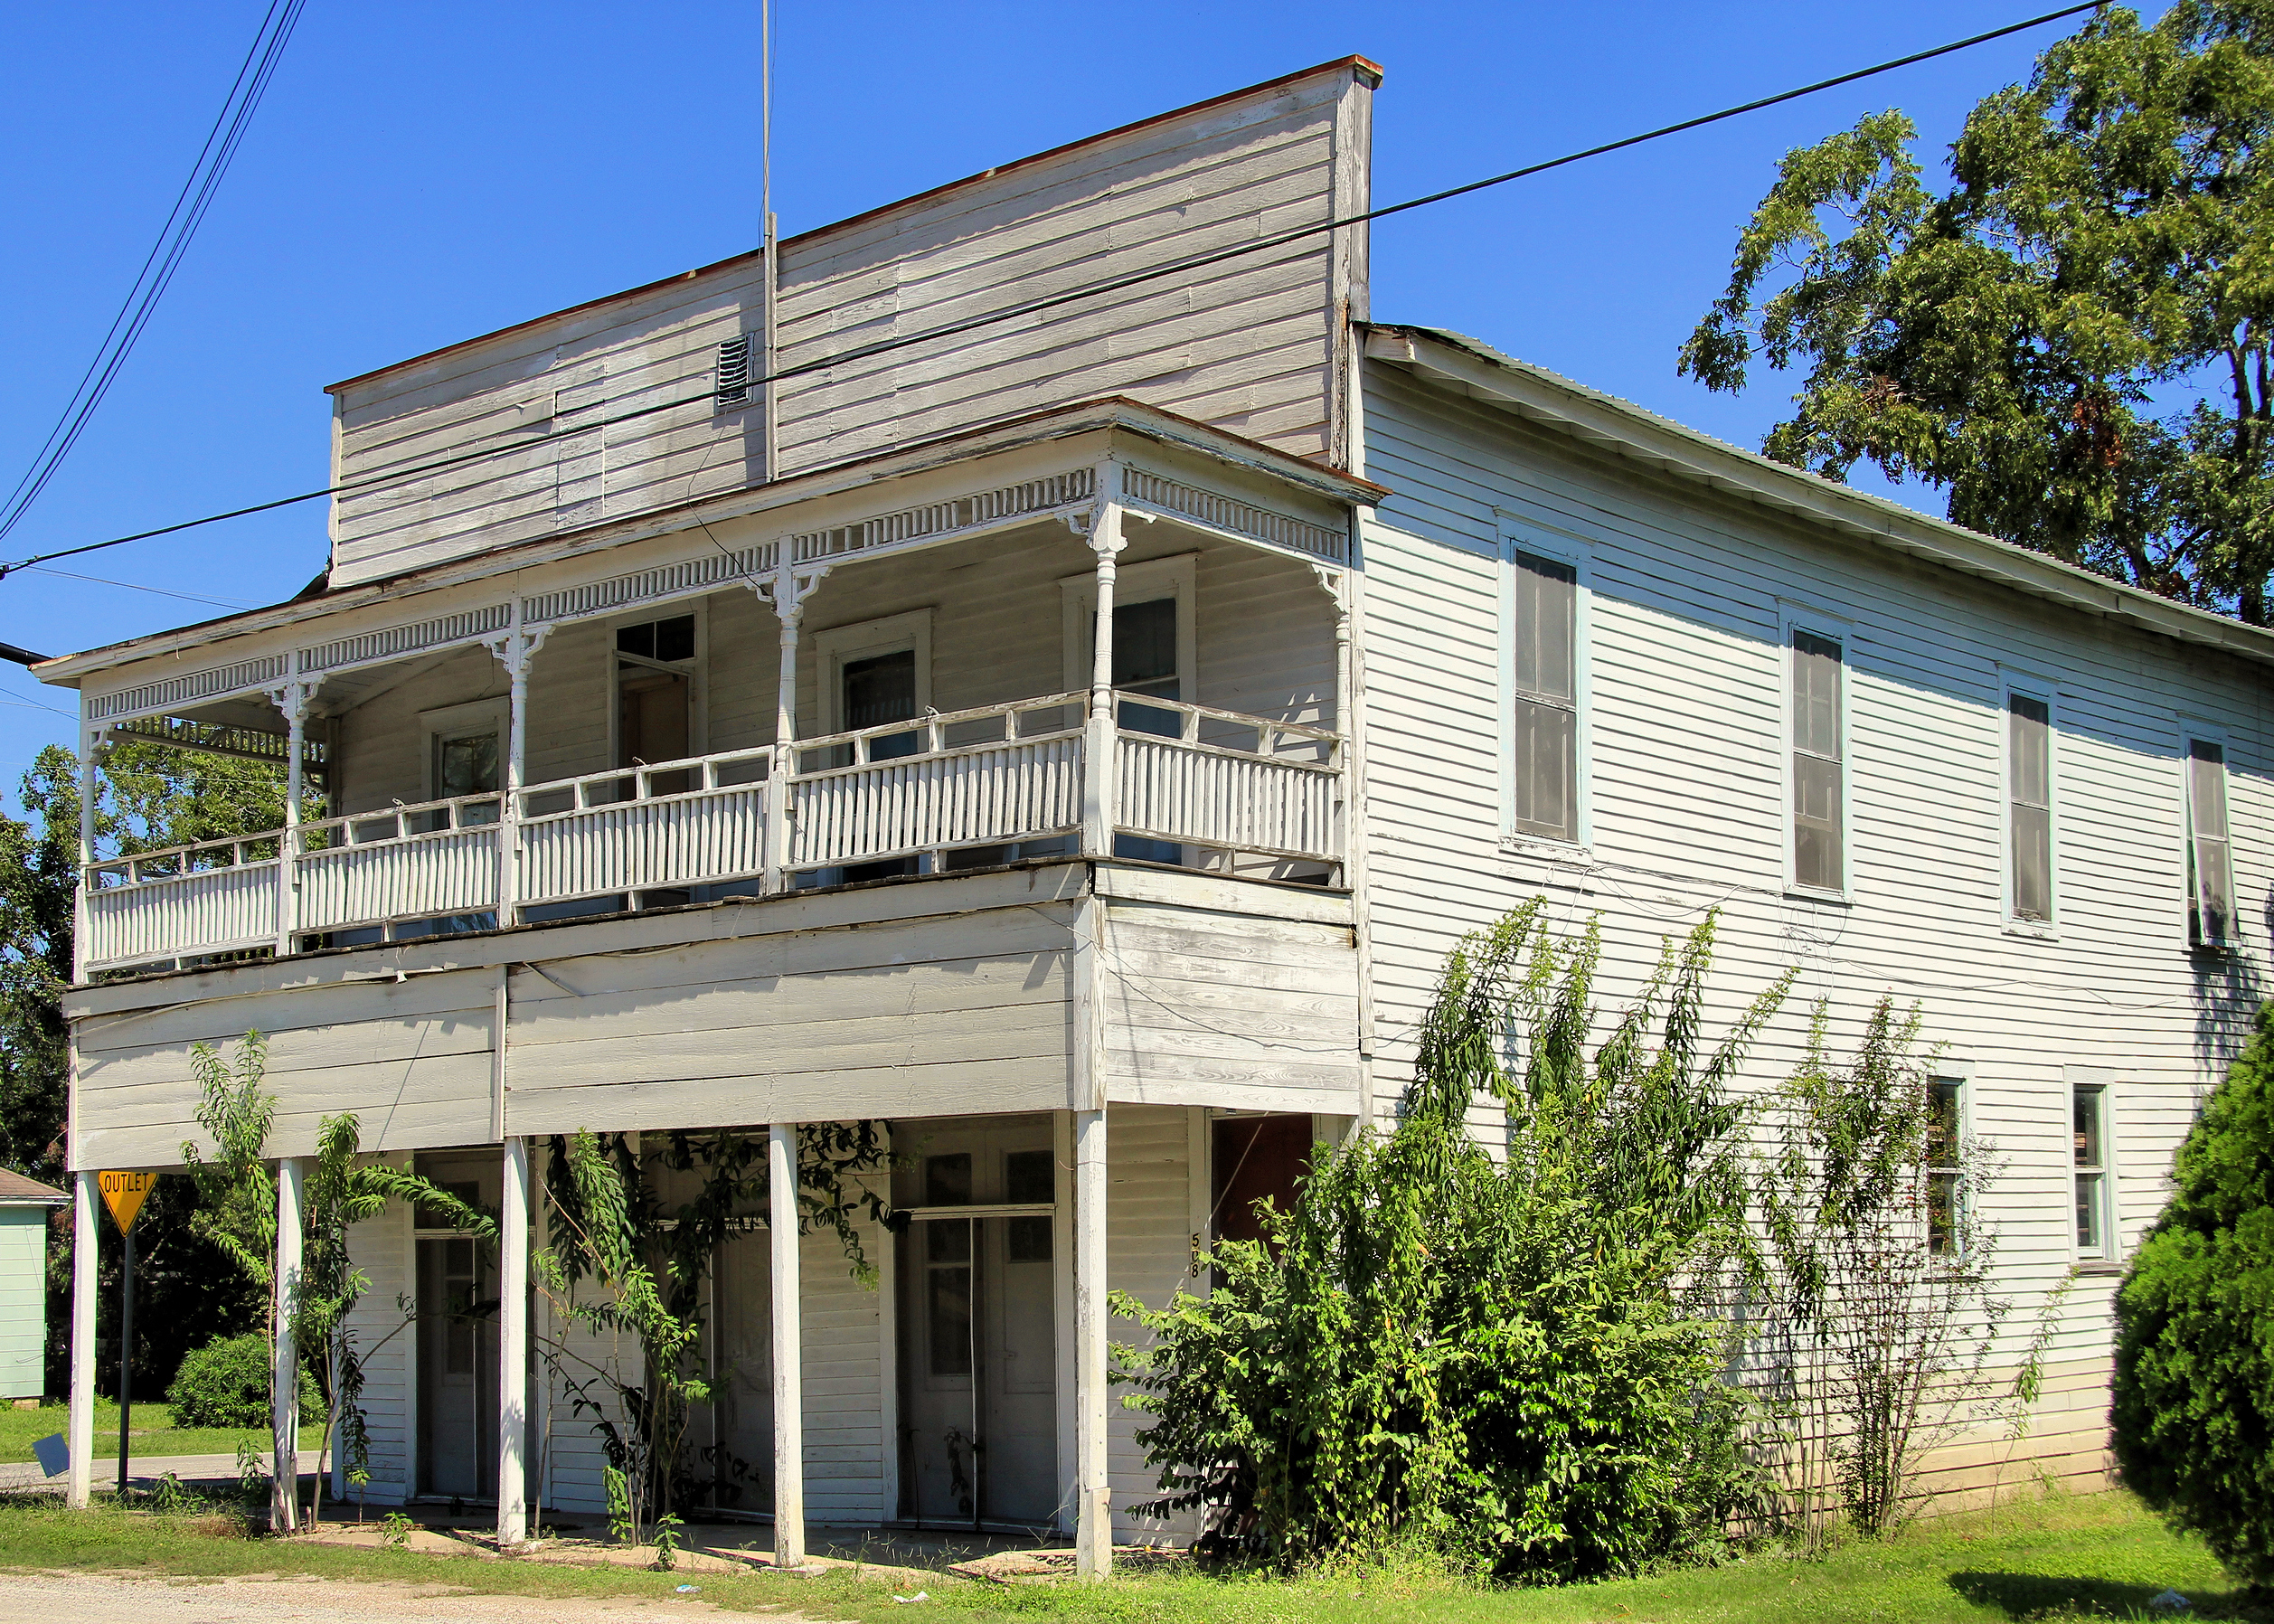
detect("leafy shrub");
top-left (165, 1332), bottom-right (320, 1429)
top-left (1116, 903), bottom-right (1785, 1579)
top-left (2112, 1001), bottom-right (2274, 1585)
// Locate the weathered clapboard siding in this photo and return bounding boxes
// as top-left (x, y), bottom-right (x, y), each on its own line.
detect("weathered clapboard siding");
top-left (72, 969), bottom-right (500, 1169)
top-left (801, 1213), bottom-right (888, 1524)
top-left (1099, 877), bottom-right (1361, 1114)
top-left (324, 61), bottom-right (1373, 590)
top-left (1356, 352), bottom-right (2271, 1464)
top-left (500, 903), bottom-right (1078, 1134)
top-left (339, 1162), bottom-right (415, 1505)
top-left (1106, 1103), bottom-right (1203, 1543)
top-left (324, 525), bottom-right (1335, 811)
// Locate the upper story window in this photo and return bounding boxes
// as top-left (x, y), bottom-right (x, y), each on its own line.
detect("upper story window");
top-left (1789, 628), bottom-right (1845, 892)
top-left (2186, 736), bottom-right (2235, 949)
top-left (2006, 688), bottom-right (2054, 923)
top-left (1512, 551), bottom-right (1580, 842)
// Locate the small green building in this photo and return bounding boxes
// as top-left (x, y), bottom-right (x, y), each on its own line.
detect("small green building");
top-left (0, 1171), bottom-right (63, 1401)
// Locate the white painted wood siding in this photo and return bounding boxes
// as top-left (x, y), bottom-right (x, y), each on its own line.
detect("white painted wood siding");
top-left (1106, 1103), bottom-right (1203, 1543)
top-left (1355, 357), bottom-right (2271, 1457)
top-left (339, 1166), bottom-right (415, 1506)
top-left (0, 1208), bottom-right (49, 1398)
top-left (326, 63), bottom-right (1373, 590)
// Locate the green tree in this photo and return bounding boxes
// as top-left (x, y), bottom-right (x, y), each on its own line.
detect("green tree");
top-left (2111, 1000), bottom-right (2274, 1588)
top-left (1682, 3), bottom-right (2274, 619)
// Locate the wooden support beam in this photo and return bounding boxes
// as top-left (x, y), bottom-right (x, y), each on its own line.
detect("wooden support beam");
top-left (769, 1122), bottom-right (805, 1569)
top-left (67, 1170), bottom-right (96, 1508)
top-left (497, 1135), bottom-right (530, 1547)
top-left (273, 1156), bottom-right (307, 1532)
top-left (1073, 1105), bottom-right (1109, 1576)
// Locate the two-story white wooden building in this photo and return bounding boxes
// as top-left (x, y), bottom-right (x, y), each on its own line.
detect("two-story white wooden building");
top-left (39, 56), bottom-right (2269, 1565)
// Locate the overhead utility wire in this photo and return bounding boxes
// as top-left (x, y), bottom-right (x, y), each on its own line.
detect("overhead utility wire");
top-left (0, 0), bottom-right (308, 547)
top-left (0, 0), bottom-right (2102, 589)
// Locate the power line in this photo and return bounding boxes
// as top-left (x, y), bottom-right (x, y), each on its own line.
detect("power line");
top-left (20, 564), bottom-right (255, 610)
top-left (0, 0), bottom-right (307, 547)
top-left (0, 0), bottom-right (2102, 590)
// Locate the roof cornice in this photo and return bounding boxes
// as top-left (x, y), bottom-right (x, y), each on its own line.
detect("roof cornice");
top-left (1364, 324), bottom-right (2274, 673)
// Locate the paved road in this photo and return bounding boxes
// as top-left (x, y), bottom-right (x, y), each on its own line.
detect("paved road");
top-left (0, 1451), bottom-right (325, 1494)
top-left (0, 1572), bottom-right (737, 1624)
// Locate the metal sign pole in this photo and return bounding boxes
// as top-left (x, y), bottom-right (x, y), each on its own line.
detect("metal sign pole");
top-left (115, 1223), bottom-right (134, 1499)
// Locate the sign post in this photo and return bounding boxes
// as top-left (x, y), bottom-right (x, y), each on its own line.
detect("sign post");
top-left (99, 1171), bottom-right (156, 1499)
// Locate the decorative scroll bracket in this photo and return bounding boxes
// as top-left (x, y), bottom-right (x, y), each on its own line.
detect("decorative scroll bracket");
top-left (481, 624), bottom-right (554, 679)
top-left (759, 561), bottom-right (832, 629)
top-left (265, 677), bottom-right (326, 726)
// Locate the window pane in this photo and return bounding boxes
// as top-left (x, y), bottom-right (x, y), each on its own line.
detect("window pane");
top-left (1514, 699), bottom-right (1576, 840)
top-left (2194, 836), bottom-right (2235, 945)
top-left (1112, 598), bottom-right (1178, 690)
top-left (2075, 1172), bottom-right (2105, 1252)
top-left (2013, 803), bottom-right (2052, 921)
top-left (1792, 632), bottom-right (1842, 760)
top-left (1928, 1172), bottom-right (1960, 1255)
top-left (2072, 1089), bottom-right (2102, 1169)
top-left (927, 1266), bottom-right (972, 1376)
top-left (1006, 1214), bottom-right (1053, 1262)
top-left (654, 614), bottom-right (695, 663)
top-left (844, 649), bottom-right (917, 730)
top-left (1513, 553), bottom-right (1576, 703)
top-left (1793, 751), bottom-right (1843, 890)
top-left (2009, 695), bottom-right (2051, 808)
top-left (1005, 1148), bottom-right (1054, 1205)
top-left (1925, 1082), bottom-right (1961, 1169)
top-left (924, 1152), bottom-right (972, 1207)
top-left (437, 732), bottom-right (499, 798)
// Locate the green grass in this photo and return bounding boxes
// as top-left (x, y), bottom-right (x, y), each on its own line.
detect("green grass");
top-left (0, 1487), bottom-right (2258, 1623)
top-left (0, 1401), bottom-right (323, 1466)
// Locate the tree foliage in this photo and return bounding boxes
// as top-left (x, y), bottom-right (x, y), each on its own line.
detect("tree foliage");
top-left (1682, 3), bottom-right (2274, 618)
top-left (1116, 902), bottom-right (1787, 1578)
top-left (2112, 998), bottom-right (2274, 1584)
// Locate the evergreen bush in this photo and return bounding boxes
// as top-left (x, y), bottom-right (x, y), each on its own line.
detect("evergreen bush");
top-left (165, 1331), bottom-right (318, 1429)
top-left (2111, 1002), bottom-right (2274, 1586)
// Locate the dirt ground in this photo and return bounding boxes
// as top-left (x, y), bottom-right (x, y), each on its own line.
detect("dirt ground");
top-left (0, 1571), bottom-right (788, 1624)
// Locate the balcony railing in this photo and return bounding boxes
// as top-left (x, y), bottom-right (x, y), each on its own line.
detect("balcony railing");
top-left (79, 693), bottom-right (1343, 974)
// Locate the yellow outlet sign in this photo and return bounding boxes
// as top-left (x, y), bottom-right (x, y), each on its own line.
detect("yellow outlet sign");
top-left (99, 1170), bottom-right (156, 1234)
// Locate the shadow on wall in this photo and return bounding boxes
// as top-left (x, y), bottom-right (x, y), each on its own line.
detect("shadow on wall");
top-left (2189, 902), bottom-right (2270, 1073)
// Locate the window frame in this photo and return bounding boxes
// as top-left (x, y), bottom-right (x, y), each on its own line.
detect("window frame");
top-left (2180, 721), bottom-right (2238, 951)
top-left (606, 602), bottom-right (708, 771)
top-left (814, 608), bottom-right (933, 738)
top-left (1497, 521), bottom-right (1593, 853)
top-left (1059, 552), bottom-right (1197, 703)
top-left (2066, 1069), bottom-right (2120, 1264)
top-left (1999, 667), bottom-right (2061, 933)
top-left (419, 697), bottom-right (509, 804)
top-left (1779, 601), bottom-right (1855, 901)
top-left (1924, 1072), bottom-right (1969, 1257)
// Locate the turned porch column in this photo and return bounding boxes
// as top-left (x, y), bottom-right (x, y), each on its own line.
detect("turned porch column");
top-left (761, 563), bottom-right (826, 892)
top-left (485, 615), bottom-right (550, 927)
top-left (268, 679), bottom-right (320, 958)
top-left (1080, 466), bottom-right (1126, 858)
top-left (72, 722), bottom-right (106, 983)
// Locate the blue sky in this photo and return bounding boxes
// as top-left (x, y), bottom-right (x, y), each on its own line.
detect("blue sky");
top-left (0, 1), bottom-right (2125, 808)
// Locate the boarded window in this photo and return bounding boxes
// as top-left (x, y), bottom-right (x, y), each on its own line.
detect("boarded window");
top-left (1512, 552), bottom-right (1578, 840)
top-left (2187, 739), bottom-right (2234, 948)
top-left (1791, 631), bottom-right (1843, 891)
top-left (2009, 694), bottom-right (2052, 921)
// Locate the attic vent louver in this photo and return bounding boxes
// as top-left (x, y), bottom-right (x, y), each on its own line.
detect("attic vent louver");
top-left (715, 335), bottom-right (752, 410)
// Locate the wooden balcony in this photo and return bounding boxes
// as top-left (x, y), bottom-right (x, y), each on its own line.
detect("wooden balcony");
top-left (80, 691), bottom-right (1343, 975)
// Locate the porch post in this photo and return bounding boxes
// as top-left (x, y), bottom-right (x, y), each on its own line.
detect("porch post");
top-left (762, 564), bottom-right (824, 892)
top-left (769, 1121), bottom-right (805, 1569)
top-left (74, 722), bottom-right (109, 982)
top-left (501, 621), bottom-right (533, 926)
top-left (269, 680), bottom-right (317, 958)
top-left (1080, 465), bottom-right (1126, 858)
top-left (497, 1136), bottom-right (530, 1547)
top-left (1072, 1106), bottom-right (1110, 1575)
top-left (273, 1156), bottom-right (307, 1532)
top-left (67, 1169), bottom-right (96, 1506)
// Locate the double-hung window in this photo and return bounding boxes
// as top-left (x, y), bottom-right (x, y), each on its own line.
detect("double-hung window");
top-left (2007, 690), bottom-right (2054, 922)
top-left (1790, 629), bottom-right (1845, 892)
top-left (1925, 1078), bottom-right (1965, 1255)
top-left (1512, 552), bottom-right (1580, 841)
top-left (2072, 1082), bottom-right (2112, 1260)
top-left (2186, 737), bottom-right (2236, 949)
